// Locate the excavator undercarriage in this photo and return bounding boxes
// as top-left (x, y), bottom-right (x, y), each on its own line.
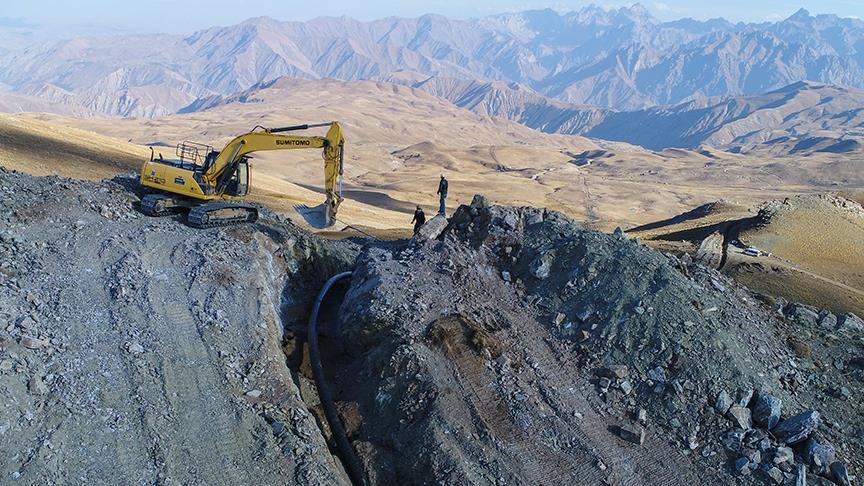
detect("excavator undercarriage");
top-left (140, 194), bottom-right (259, 228)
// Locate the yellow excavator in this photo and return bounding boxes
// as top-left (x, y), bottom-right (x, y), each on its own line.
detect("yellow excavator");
top-left (139, 122), bottom-right (344, 227)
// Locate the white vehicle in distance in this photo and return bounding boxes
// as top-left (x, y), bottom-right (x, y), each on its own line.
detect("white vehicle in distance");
top-left (743, 246), bottom-right (761, 257)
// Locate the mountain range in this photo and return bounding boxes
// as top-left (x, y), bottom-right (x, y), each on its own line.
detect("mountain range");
top-left (0, 5), bottom-right (863, 153)
top-left (390, 75), bottom-right (864, 153)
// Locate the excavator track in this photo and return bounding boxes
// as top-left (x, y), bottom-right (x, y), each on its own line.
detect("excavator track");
top-left (140, 194), bottom-right (185, 217)
top-left (187, 202), bottom-right (258, 228)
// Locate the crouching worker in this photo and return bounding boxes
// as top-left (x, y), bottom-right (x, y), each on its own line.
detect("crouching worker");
top-left (411, 205), bottom-right (426, 234)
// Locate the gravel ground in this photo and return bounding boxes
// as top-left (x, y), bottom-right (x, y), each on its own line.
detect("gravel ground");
top-left (0, 168), bottom-right (860, 486)
top-left (331, 196), bottom-right (862, 485)
top-left (0, 168), bottom-right (356, 485)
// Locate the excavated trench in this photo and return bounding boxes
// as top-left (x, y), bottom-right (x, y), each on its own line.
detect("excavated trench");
top-left (274, 241), bottom-right (377, 485)
top-left (279, 276), bottom-right (357, 477)
top-left (277, 245), bottom-right (424, 486)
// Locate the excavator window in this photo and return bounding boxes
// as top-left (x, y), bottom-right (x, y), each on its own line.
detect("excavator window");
top-left (225, 159), bottom-right (250, 196)
top-left (203, 151), bottom-right (219, 173)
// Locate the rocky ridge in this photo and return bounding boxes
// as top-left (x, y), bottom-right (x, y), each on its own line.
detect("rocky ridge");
top-left (0, 168), bottom-right (861, 485)
top-left (330, 196), bottom-right (861, 484)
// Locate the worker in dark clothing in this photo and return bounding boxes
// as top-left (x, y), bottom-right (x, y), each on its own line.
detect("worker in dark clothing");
top-left (437, 175), bottom-right (448, 215)
top-left (411, 205), bottom-right (426, 234)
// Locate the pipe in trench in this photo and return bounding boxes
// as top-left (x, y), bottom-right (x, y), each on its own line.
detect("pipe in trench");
top-left (307, 271), bottom-right (367, 486)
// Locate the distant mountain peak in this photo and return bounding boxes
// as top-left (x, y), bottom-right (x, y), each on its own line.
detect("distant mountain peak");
top-left (787, 8), bottom-right (812, 22)
top-left (768, 80), bottom-right (825, 93)
top-left (627, 3), bottom-right (651, 16)
top-left (239, 16), bottom-right (282, 29)
top-left (615, 3), bottom-right (658, 23)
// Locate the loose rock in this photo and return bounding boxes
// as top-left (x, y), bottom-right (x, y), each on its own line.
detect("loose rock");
top-left (752, 394), bottom-right (782, 429)
top-left (721, 430), bottom-right (745, 451)
top-left (773, 410), bottom-right (820, 445)
top-left (125, 342), bottom-right (145, 354)
top-left (598, 365), bottom-right (629, 379)
top-left (29, 375), bottom-right (48, 395)
top-left (0, 359), bottom-right (13, 372)
top-left (714, 389), bottom-right (733, 415)
top-left (20, 335), bottom-right (47, 350)
top-left (529, 252), bottom-right (553, 280)
top-left (794, 464), bottom-right (806, 486)
top-left (727, 405), bottom-right (752, 430)
top-left (765, 466), bottom-right (784, 484)
top-left (772, 446), bottom-right (794, 464)
top-left (734, 457), bottom-right (751, 476)
top-left (617, 425), bottom-right (645, 445)
top-left (619, 380), bottom-right (633, 395)
top-left (837, 313), bottom-right (864, 332)
top-left (647, 366), bottom-right (666, 383)
top-left (829, 462), bottom-right (850, 486)
top-left (804, 438), bottom-right (835, 476)
top-left (735, 387), bottom-right (753, 408)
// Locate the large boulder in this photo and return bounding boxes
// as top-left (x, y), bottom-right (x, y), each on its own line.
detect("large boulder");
top-left (838, 313), bottom-right (864, 332)
top-left (804, 438), bottom-right (836, 476)
top-left (529, 251), bottom-right (554, 280)
top-left (784, 303), bottom-right (821, 326)
top-left (415, 215), bottom-right (449, 240)
top-left (727, 406), bottom-right (752, 430)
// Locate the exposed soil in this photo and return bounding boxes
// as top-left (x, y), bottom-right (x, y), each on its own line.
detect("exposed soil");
top-left (1, 169), bottom-right (861, 486)
top-left (325, 197), bottom-right (862, 485)
top-left (0, 167), bottom-right (357, 484)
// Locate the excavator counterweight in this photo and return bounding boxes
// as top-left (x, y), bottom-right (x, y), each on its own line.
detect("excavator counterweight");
top-left (138, 122), bottom-right (345, 227)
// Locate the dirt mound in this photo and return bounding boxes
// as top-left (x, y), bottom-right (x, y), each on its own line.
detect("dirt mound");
top-left (0, 167), bottom-right (358, 484)
top-left (630, 193), bottom-right (864, 320)
top-left (328, 197), bottom-right (861, 484)
top-left (735, 194), bottom-right (864, 314)
top-left (1, 168), bottom-right (861, 485)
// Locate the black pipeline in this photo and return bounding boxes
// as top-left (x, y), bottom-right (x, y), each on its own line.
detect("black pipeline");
top-left (306, 271), bottom-right (367, 486)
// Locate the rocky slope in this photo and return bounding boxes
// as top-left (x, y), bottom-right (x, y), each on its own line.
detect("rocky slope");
top-left (0, 168), bottom-right (861, 485)
top-left (331, 197), bottom-right (862, 484)
top-left (0, 168), bottom-right (357, 484)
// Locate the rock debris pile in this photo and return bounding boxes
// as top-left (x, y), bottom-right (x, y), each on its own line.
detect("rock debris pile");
top-left (0, 168), bottom-right (860, 486)
top-left (0, 168), bottom-right (356, 485)
top-left (331, 195), bottom-right (861, 485)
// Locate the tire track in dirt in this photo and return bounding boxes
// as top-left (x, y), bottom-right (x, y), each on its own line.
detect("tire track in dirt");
top-left (432, 316), bottom-right (592, 484)
top-left (148, 243), bottom-right (246, 485)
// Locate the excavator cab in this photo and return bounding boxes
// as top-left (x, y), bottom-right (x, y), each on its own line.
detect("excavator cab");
top-left (224, 158), bottom-right (250, 197)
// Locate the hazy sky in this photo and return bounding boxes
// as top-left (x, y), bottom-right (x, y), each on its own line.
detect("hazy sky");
top-left (2, 0), bottom-right (862, 33)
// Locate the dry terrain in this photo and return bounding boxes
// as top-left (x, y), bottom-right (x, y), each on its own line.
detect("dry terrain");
top-left (2, 170), bottom-right (860, 485)
top-left (7, 77), bottom-right (863, 236)
top-left (2, 78), bottom-right (862, 317)
top-left (629, 195), bottom-right (864, 317)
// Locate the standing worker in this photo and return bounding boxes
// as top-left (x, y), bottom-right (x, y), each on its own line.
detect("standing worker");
top-left (411, 205), bottom-right (426, 234)
top-left (437, 174), bottom-right (449, 215)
